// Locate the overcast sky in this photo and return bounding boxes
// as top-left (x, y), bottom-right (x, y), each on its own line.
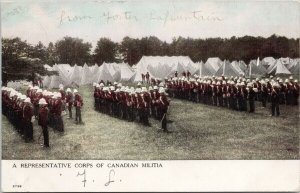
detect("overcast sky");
top-left (2, 0), bottom-right (299, 48)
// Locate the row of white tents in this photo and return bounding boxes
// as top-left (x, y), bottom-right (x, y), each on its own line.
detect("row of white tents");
top-left (42, 56), bottom-right (299, 88)
top-left (43, 63), bottom-right (135, 88)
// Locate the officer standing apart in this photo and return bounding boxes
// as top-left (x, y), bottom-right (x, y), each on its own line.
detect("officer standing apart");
top-left (38, 98), bottom-right (49, 148)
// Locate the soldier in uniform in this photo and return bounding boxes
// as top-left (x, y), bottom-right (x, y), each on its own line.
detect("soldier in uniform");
top-left (222, 81), bottom-right (228, 107)
top-left (74, 89), bottom-right (84, 124)
top-left (157, 88), bottom-right (170, 132)
top-left (127, 91), bottom-right (135, 121)
top-left (212, 81), bottom-right (218, 106)
top-left (241, 82), bottom-right (248, 111)
top-left (236, 83), bottom-right (243, 111)
top-left (247, 83), bottom-right (256, 113)
top-left (232, 82), bottom-right (238, 110)
top-left (174, 71), bottom-right (178, 77)
top-left (151, 86), bottom-right (160, 119)
top-left (270, 83), bottom-right (280, 116)
top-left (141, 73), bottom-right (145, 83)
top-left (142, 87), bottom-right (151, 125)
top-left (16, 94), bottom-right (26, 134)
top-left (186, 70), bottom-right (191, 80)
top-left (54, 93), bottom-right (64, 132)
top-left (38, 98), bottom-right (49, 148)
top-left (216, 81), bottom-right (223, 107)
top-left (285, 79), bottom-right (292, 105)
top-left (66, 88), bottom-right (73, 119)
top-left (146, 72), bottom-right (150, 84)
top-left (292, 80), bottom-right (299, 105)
top-left (23, 97), bottom-right (34, 142)
top-left (33, 89), bottom-right (43, 118)
top-left (59, 86), bottom-right (66, 112)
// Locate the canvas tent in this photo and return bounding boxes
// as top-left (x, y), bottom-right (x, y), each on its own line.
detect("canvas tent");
top-left (57, 64), bottom-right (73, 77)
top-left (43, 64), bottom-right (52, 71)
top-left (262, 57), bottom-right (276, 68)
top-left (268, 60), bottom-right (291, 75)
top-left (289, 61), bottom-right (299, 75)
top-left (81, 63), bottom-right (93, 85)
top-left (205, 57), bottom-right (223, 72)
top-left (238, 60), bottom-right (247, 71)
top-left (286, 58), bottom-right (299, 70)
top-left (69, 64), bottom-right (82, 85)
top-left (47, 64), bottom-right (71, 88)
top-left (95, 63), bottom-right (115, 82)
top-left (194, 61), bottom-right (215, 77)
top-left (133, 56), bottom-right (196, 81)
top-left (245, 60), bottom-right (267, 78)
top-left (89, 64), bottom-right (99, 72)
top-left (231, 61), bottom-right (245, 75)
top-left (116, 63), bottom-right (135, 81)
top-left (42, 76), bottom-right (51, 87)
top-left (279, 57), bottom-right (291, 66)
top-left (215, 60), bottom-right (241, 77)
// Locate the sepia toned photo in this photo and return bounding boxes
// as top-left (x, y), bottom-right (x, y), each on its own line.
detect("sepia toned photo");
top-left (1, 0), bottom-right (299, 163)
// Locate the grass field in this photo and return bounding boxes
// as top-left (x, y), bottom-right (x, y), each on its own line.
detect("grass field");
top-left (2, 85), bottom-right (299, 160)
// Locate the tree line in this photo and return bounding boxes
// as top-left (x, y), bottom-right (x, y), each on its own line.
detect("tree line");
top-left (2, 34), bottom-right (299, 83)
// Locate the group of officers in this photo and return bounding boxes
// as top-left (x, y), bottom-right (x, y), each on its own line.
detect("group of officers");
top-left (166, 75), bottom-right (299, 116)
top-left (93, 81), bottom-right (170, 131)
top-left (1, 84), bottom-right (84, 148)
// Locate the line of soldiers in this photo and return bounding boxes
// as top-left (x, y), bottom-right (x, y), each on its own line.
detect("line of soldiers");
top-left (2, 87), bottom-right (35, 142)
top-left (166, 75), bottom-right (299, 116)
top-left (93, 81), bottom-right (170, 131)
top-left (26, 85), bottom-right (84, 126)
top-left (2, 84), bottom-right (84, 148)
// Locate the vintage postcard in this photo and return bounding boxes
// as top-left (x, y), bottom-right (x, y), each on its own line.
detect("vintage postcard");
top-left (1, 0), bottom-right (299, 192)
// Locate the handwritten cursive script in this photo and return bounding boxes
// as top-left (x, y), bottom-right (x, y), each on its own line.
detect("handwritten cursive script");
top-left (104, 169), bottom-right (115, 186)
top-left (59, 10), bottom-right (93, 26)
top-left (58, 10), bottom-right (222, 26)
top-left (150, 10), bottom-right (222, 26)
top-left (2, 6), bottom-right (27, 21)
top-left (76, 169), bottom-right (87, 187)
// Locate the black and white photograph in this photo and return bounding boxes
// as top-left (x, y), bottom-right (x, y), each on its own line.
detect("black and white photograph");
top-left (1, 0), bottom-right (299, 191)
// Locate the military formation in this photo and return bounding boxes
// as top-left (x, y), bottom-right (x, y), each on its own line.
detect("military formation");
top-left (2, 72), bottom-right (299, 149)
top-left (166, 75), bottom-right (299, 116)
top-left (1, 84), bottom-right (84, 148)
top-left (93, 81), bottom-right (170, 131)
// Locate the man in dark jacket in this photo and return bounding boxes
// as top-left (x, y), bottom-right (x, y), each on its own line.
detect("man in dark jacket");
top-left (38, 98), bottom-right (49, 148)
top-left (270, 84), bottom-right (280, 116)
